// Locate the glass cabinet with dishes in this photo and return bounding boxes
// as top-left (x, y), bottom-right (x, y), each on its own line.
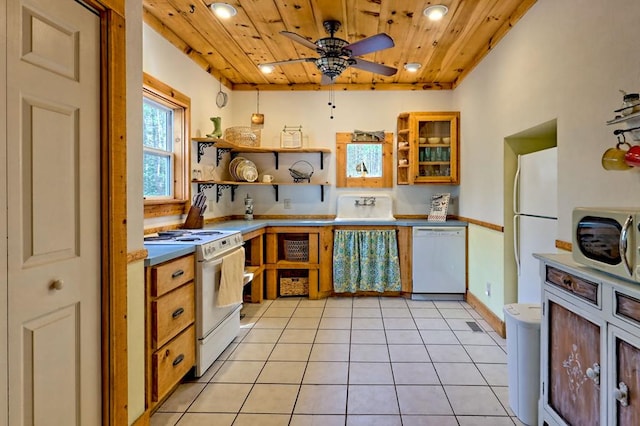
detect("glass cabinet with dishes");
top-left (396, 112), bottom-right (460, 184)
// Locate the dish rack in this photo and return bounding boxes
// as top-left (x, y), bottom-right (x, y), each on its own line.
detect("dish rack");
top-left (288, 160), bottom-right (314, 183)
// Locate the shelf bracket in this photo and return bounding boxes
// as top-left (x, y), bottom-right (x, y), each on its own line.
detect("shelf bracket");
top-left (197, 142), bottom-right (215, 163)
top-left (272, 184), bottom-right (279, 201)
top-left (273, 152), bottom-right (279, 169)
top-left (215, 147), bottom-right (232, 166)
top-left (215, 183), bottom-right (237, 202)
top-left (196, 182), bottom-right (216, 193)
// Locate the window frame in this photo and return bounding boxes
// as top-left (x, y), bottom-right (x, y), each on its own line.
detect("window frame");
top-left (336, 132), bottom-right (394, 188)
top-left (142, 73), bottom-right (191, 218)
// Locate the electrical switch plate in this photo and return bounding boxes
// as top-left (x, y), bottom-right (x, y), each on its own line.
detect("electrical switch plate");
top-left (284, 198), bottom-right (291, 209)
top-left (485, 282), bottom-right (491, 297)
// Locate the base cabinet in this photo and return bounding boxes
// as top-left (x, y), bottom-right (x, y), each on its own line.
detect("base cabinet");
top-left (539, 256), bottom-right (640, 426)
top-left (145, 254), bottom-right (196, 410)
top-left (264, 227), bottom-right (333, 300)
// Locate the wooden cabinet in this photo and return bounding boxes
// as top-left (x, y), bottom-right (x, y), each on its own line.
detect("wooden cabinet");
top-left (539, 256), bottom-right (640, 425)
top-left (145, 254), bottom-right (196, 409)
top-left (264, 226), bottom-right (333, 300)
top-left (243, 228), bottom-right (265, 303)
top-left (396, 112), bottom-right (460, 184)
top-left (192, 138), bottom-right (331, 202)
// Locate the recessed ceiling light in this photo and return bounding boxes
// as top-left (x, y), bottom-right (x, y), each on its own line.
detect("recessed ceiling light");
top-left (423, 5), bottom-right (448, 21)
top-left (259, 64), bottom-right (275, 74)
top-left (404, 63), bottom-right (422, 72)
top-left (210, 3), bottom-right (237, 19)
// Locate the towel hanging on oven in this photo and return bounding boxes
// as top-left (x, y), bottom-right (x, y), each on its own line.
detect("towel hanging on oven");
top-left (217, 247), bottom-right (245, 307)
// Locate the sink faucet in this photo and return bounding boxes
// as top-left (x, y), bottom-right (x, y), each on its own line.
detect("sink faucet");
top-left (355, 197), bottom-right (376, 207)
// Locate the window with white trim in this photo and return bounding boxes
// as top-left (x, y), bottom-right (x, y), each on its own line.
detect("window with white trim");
top-left (143, 73), bottom-right (191, 218)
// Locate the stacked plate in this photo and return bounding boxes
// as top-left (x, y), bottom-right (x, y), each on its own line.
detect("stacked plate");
top-left (229, 156), bottom-right (258, 182)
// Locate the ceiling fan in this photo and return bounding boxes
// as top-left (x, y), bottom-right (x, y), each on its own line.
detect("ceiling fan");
top-left (262, 20), bottom-right (397, 84)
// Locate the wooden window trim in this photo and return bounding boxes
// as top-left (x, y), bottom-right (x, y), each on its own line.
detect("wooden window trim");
top-left (336, 132), bottom-right (394, 188)
top-left (143, 72), bottom-right (190, 218)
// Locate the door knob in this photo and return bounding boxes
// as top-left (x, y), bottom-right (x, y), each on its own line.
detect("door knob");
top-left (586, 363), bottom-right (600, 385)
top-left (50, 279), bottom-right (64, 291)
top-left (614, 382), bottom-right (629, 407)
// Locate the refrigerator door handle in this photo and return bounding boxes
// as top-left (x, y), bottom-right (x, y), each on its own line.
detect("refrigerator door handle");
top-left (513, 155), bottom-right (521, 215)
top-left (620, 215), bottom-right (633, 277)
top-left (513, 214), bottom-right (521, 276)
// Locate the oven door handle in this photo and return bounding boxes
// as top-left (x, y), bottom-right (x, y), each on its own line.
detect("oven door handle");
top-left (620, 215), bottom-right (633, 277)
top-left (203, 258), bottom-right (224, 268)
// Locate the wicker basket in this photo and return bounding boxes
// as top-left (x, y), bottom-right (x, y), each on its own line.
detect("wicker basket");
top-left (284, 239), bottom-right (309, 261)
top-left (280, 276), bottom-right (309, 296)
top-left (224, 126), bottom-right (261, 147)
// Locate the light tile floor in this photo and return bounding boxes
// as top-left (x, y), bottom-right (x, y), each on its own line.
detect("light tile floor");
top-left (151, 297), bottom-right (527, 426)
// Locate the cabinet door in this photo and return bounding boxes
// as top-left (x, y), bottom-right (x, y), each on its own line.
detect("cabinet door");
top-left (609, 324), bottom-right (640, 426)
top-left (411, 112), bottom-right (459, 184)
top-left (545, 298), bottom-right (602, 425)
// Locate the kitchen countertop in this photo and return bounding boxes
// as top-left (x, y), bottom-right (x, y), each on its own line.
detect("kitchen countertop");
top-left (145, 219), bottom-right (468, 266)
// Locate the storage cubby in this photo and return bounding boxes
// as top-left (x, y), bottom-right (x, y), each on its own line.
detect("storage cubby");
top-left (278, 269), bottom-right (310, 297)
top-left (242, 229), bottom-right (265, 303)
top-left (264, 227), bottom-right (331, 300)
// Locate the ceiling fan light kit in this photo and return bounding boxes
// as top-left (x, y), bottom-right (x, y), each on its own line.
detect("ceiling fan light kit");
top-left (424, 5), bottom-right (449, 21)
top-left (261, 19), bottom-right (397, 85)
top-left (404, 63), bottom-right (422, 72)
top-left (210, 2), bottom-right (237, 19)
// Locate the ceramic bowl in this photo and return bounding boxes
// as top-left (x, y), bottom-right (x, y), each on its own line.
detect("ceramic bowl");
top-left (428, 137), bottom-right (440, 144)
top-left (419, 137), bottom-right (427, 143)
top-left (442, 137), bottom-right (451, 144)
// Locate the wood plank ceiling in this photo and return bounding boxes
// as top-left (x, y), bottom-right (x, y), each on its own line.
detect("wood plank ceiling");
top-left (143, 0), bottom-right (537, 91)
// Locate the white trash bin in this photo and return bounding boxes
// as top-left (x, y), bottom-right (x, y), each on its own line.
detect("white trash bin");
top-left (503, 303), bottom-right (542, 426)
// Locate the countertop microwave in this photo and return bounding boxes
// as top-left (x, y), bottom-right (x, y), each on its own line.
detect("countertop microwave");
top-left (572, 208), bottom-right (640, 283)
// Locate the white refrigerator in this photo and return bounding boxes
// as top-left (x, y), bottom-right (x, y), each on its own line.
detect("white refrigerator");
top-left (513, 147), bottom-right (557, 303)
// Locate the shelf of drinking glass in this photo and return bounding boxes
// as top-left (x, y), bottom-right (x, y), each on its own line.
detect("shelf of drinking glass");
top-left (192, 180), bottom-right (329, 202)
top-left (419, 143), bottom-right (450, 148)
top-left (419, 161), bottom-right (450, 165)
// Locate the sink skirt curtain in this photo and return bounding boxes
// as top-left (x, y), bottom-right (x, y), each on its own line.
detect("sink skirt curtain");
top-left (333, 230), bottom-right (401, 293)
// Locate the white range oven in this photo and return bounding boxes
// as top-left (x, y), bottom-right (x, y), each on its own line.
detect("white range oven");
top-left (144, 229), bottom-right (245, 376)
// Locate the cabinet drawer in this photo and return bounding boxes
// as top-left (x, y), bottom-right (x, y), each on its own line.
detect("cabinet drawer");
top-left (152, 325), bottom-right (195, 402)
top-left (151, 255), bottom-right (194, 297)
top-left (152, 282), bottom-right (195, 349)
top-left (616, 291), bottom-right (640, 326)
top-left (546, 265), bottom-right (599, 305)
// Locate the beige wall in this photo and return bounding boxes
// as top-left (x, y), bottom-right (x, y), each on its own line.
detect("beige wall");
top-left (137, 0), bottom-right (640, 324)
top-left (454, 0), bottom-right (640, 316)
top-left (127, 0), bottom-right (144, 422)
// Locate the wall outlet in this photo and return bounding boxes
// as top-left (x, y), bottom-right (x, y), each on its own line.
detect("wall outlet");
top-left (283, 198), bottom-right (291, 209)
top-left (485, 282), bottom-right (491, 297)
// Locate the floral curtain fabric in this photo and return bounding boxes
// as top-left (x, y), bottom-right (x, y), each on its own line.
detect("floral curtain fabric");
top-left (333, 230), bottom-right (401, 293)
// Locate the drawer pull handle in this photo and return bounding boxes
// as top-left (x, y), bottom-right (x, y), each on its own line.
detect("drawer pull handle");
top-left (172, 354), bottom-right (185, 367)
top-left (586, 363), bottom-right (600, 385)
top-left (172, 307), bottom-right (185, 319)
top-left (614, 382), bottom-right (629, 407)
top-left (561, 275), bottom-right (576, 291)
top-left (171, 270), bottom-right (185, 279)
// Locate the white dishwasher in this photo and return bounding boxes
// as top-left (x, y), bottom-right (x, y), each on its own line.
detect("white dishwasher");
top-left (412, 226), bottom-right (466, 300)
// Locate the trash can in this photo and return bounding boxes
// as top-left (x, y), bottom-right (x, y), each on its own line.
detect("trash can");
top-left (503, 303), bottom-right (542, 426)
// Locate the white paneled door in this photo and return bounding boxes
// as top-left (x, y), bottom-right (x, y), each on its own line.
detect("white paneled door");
top-left (6, 0), bottom-right (101, 424)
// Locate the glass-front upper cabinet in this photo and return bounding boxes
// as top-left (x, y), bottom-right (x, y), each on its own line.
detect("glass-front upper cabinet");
top-left (396, 112), bottom-right (459, 184)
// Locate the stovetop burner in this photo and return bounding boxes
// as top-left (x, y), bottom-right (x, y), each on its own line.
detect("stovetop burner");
top-left (144, 229), bottom-right (236, 246)
top-left (144, 235), bottom-right (175, 242)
